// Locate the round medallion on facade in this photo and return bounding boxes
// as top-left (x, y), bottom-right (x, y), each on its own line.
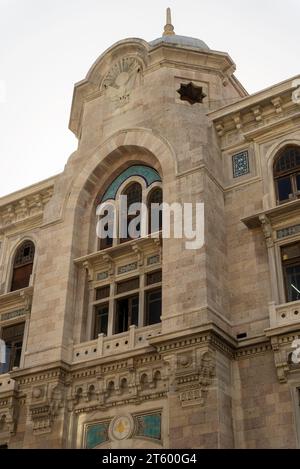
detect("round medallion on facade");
top-left (109, 414), bottom-right (133, 441)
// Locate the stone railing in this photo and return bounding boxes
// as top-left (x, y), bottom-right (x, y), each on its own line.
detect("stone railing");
top-left (0, 373), bottom-right (17, 392)
top-left (269, 300), bottom-right (300, 328)
top-left (72, 323), bottom-right (161, 363)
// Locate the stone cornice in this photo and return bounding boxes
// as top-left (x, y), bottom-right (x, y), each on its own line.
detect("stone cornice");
top-left (208, 75), bottom-right (300, 122)
top-left (208, 75), bottom-right (300, 144)
top-left (242, 199), bottom-right (300, 230)
top-left (0, 181), bottom-right (55, 234)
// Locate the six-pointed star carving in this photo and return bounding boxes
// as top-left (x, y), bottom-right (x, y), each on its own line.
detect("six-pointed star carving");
top-left (177, 82), bottom-right (207, 104)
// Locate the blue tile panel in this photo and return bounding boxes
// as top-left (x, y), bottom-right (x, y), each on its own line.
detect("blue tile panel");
top-left (232, 151), bottom-right (250, 178)
top-left (135, 413), bottom-right (161, 440)
top-left (86, 421), bottom-right (110, 449)
top-left (100, 165), bottom-right (161, 202)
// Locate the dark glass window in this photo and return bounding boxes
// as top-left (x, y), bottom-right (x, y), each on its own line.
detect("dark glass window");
top-left (95, 285), bottom-right (110, 301)
top-left (99, 209), bottom-right (114, 250)
top-left (117, 277), bottom-right (139, 295)
top-left (94, 304), bottom-right (109, 338)
top-left (146, 270), bottom-right (162, 286)
top-left (120, 183), bottom-right (142, 243)
top-left (145, 288), bottom-right (162, 325)
top-left (11, 241), bottom-right (35, 292)
top-left (148, 188), bottom-right (163, 233)
top-left (277, 177), bottom-right (293, 202)
top-left (274, 146), bottom-right (300, 203)
top-left (115, 295), bottom-right (139, 333)
top-left (0, 323), bottom-right (25, 374)
top-left (282, 243), bottom-right (300, 302)
top-left (297, 174), bottom-right (300, 191)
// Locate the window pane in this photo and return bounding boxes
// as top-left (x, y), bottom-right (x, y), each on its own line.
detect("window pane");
top-left (117, 277), bottom-right (139, 295)
top-left (115, 295), bottom-right (139, 333)
top-left (277, 176), bottom-right (292, 202)
top-left (274, 146), bottom-right (300, 175)
top-left (146, 289), bottom-right (162, 325)
top-left (297, 174), bottom-right (300, 191)
top-left (282, 243), bottom-right (300, 261)
top-left (95, 285), bottom-right (110, 300)
top-left (94, 304), bottom-right (109, 337)
top-left (285, 264), bottom-right (300, 302)
top-left (1, 323), bottom-right (25, 373)
top-left (146, 270), bottom-right (162, 286)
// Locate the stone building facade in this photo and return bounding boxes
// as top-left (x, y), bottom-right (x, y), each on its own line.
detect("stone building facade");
top-left (1, 12), bottom-right (300, 448)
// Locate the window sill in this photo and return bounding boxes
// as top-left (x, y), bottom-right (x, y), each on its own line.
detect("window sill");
top-left (242, 198), bottom-right (300, 230)
top-left (0, 286), bottom-right (33, 317)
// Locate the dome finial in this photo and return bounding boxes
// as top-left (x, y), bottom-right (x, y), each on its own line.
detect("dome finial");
top-left (163, 7), bottom-right (175, 36)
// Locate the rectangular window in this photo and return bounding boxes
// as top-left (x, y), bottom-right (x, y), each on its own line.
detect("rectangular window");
top-left (282, 242), bottom-right (300, 302)
top-left (146, 270), bottom-right (162, 286)
top-left (145, 288), bottom-right (162, 325)
top-left (296, 173), bottom-right (300, 192)
top-left (0, 322), bottom-right (25, 374)
top-left (116, 277), bottom-right (139, 295)
top-left (115, 294), bottom-right (139, 333)
top-left (95, 285), bottom-right (110, 301)
top-left (277, 176), bottom-right (293, 202)
top-left (94, 303), bottom-right (109, 338)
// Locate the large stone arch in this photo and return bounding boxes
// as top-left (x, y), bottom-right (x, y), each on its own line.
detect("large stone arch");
top-left (66, 128), bottom-right (177, 255)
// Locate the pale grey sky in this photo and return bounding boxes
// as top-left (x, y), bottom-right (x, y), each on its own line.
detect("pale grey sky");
top-left (0, 0), bottom-right (299, 197)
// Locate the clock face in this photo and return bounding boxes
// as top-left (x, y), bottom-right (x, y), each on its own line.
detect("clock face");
top-left (110, 415), bottom-right (132, 440)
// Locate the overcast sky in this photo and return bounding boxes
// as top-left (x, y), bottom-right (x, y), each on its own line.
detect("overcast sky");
top-left (0, 0), bottom-right (299, 197)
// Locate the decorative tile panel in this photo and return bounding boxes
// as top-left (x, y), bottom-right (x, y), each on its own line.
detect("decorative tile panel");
top-left (117, 262), bottom-right (138, 275)
top-left (86, 421), bottom-right (110, 449)
top-left (100, 165), bottom-right (161, 202)
top-left (232, 151), bottom-right (250, 178)
top-left (1, 309), bottom-right (26, 322)
top-left (134, 413), bottom-right (161, 440)
top-left (277, 224), bottom-right (300, 239)
top-left (147, 255), bottom-right (160, 266)
top-left (96, 271), bottom-right (109, 281)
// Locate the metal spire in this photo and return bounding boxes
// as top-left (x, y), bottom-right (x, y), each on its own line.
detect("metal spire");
top-left (163, 7), bottom-right (175, 36)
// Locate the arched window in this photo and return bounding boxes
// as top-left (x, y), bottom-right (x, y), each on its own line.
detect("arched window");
top-left (120, 182), bottom-right (142, 243)
top-left (274, 146), bottom-right (300, 204)
top-left (10, 241), bottom-right (35, 292)
top-left (148, 187), bottom-right (163, 234)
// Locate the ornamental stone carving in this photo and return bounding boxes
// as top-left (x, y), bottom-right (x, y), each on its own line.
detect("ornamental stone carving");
top-left (102, 57), bottom-right (142, 108)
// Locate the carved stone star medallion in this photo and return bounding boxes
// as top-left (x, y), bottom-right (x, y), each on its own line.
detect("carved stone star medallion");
top-left (177, 82), bottom-right (206, 105)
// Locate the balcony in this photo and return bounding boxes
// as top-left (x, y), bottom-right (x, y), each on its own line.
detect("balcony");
top-left (269, 300), bottom-right (300, 329)
top-left (72, 323), bottom-right (161, 363)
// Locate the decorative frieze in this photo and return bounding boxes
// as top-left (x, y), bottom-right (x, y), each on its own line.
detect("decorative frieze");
top-left (0, 187), bottom-right (53, 232)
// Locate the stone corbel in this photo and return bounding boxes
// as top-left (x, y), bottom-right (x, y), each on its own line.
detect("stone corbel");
top-left (132, 244), bottom-right (144, 267)
top-left (83, 261), bottom-right (93, 282)
top-left (233, 113), bottom-right (243, 130)
top-left (252, 106), bottom-right (262, 122)
top-left (259, 214), bottom-right (274, 248)
top-left (271, 97), bottom-right (283, 114)
top-left (0, 394), bottom-right (18, 435)
top-left (270, 336), bottom-right (290, 383)
top-left (102, 254), bottom-right (115, 276)
top-left (20, 290), bottom-right (32, 313)
top-left (215, 123), bottom-right (224, 137)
